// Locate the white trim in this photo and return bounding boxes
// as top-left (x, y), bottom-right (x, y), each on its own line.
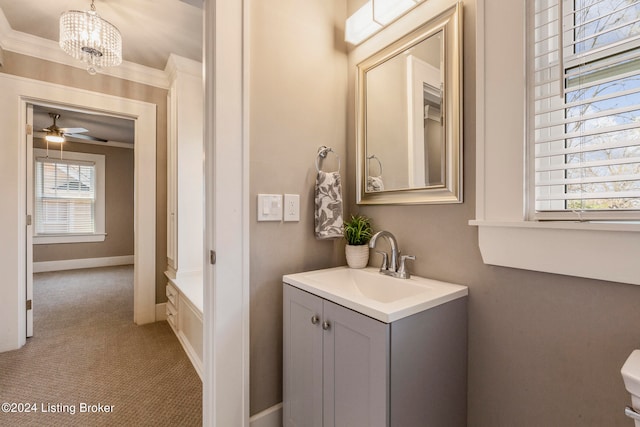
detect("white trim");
top-left (475, 0), bottom-right (486, 221)
top-left (249, 403), bottom-right (283, 427)
top-left (33, 255), bottom-right (134, 273)
top-left (176, 297), bottom-right (204, 381)
top-left (473, 0), bottom-right (640, 286)
top-left (203, 0), bottom-right (250, 424)
top-left (0, 72), bottom-right (156, 352)
top-left (156, 303), bottom-right (167, 321)
top-left (33, 234), bottom-right (106, 244)
top-left (165, 53), bottom-right (203, 81)
top-left (471, 221), bottom-right (640, 285)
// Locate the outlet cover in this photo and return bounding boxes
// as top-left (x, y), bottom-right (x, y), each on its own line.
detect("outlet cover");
top-left (284, 194), bottom-right (300, 222)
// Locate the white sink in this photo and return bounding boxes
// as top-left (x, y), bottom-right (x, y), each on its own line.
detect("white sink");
top-left (283, 266), bottom-right (468, 323)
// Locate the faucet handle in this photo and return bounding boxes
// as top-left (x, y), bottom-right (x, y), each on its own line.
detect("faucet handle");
top-left (397, 255), bottom-right (416, 279)
top-left (375, 250), bottom-right (389, 272)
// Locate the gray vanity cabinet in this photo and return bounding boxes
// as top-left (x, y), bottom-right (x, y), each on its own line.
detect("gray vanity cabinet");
top-left (284, 284), bottom-right (388, 427)
top-left (283, 282), bottom-right (468, 427)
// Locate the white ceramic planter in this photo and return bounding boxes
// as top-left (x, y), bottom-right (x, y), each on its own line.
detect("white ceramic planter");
top-left (345, 244), bottom-right (369, 269)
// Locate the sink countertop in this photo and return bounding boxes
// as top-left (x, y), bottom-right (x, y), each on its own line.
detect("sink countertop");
top-left (283, 266), bottom-right (468, 323)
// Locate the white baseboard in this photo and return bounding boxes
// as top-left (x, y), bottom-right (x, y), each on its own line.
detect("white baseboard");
top-left (33, 255), bottom-right (134, 273)
top-left (156, 303), bottom-right (167, 321)
top-left (249, 403), bottom-right (282, 427)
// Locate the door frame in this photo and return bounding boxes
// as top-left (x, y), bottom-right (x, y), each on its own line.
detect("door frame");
top-left (10, 74), bottom-right (157, 348)
top-left (203, 0), bottom-right (250, 425)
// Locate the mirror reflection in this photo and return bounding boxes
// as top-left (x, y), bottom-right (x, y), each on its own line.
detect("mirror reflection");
top-left (365, 31), bottom-right (444, 192)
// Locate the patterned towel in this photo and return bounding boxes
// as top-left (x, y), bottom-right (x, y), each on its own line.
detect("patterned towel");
top-left (367, 176), bottom-right (384, 192)
top-left (315, 171), bottom-right (343, 239)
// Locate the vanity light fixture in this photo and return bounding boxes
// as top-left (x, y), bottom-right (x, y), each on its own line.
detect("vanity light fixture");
top-left (59, 0), bottom-right (123, 75)
top-left (345, 0), bottom-right (423, 45)
top-left (345, 1), bottom-right (383, 45)
top-left (374, 0), bottom-right (419, 25)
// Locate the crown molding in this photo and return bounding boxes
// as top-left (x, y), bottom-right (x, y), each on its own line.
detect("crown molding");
top-left (165, 53), bottom-right (203, 83)
top-left (0, 8), bottom-right (172, 89)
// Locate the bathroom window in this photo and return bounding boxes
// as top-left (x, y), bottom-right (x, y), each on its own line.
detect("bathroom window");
top-left (33, 149), bottom-right (106, 244)
top-left (529, 0), bottom-right (640, 221)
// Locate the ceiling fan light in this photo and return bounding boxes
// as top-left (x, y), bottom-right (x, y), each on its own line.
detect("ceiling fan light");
top-left (45, 131), bottom-right (65, 143)
top-left (59, 2), bottom-right (122, 74)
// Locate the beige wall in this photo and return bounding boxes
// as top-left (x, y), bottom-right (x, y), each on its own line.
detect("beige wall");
top-left (346, 1), bottom-right (640, 426)
top-left (248, 0), bottom-right (348, 415)
top-left (32, 139), bottom-right (134, 262)
top-left (1, 52), bottom-right (168, 304)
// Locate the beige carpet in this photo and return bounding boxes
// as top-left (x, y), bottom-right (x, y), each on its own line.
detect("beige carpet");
top-left (0, 265), bottom-right (202, 426)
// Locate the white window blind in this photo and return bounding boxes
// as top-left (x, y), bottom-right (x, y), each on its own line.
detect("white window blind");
top-left (530, 0), bottom-right (640, 220)
top-left (35, 157), bottom-right (96, 235)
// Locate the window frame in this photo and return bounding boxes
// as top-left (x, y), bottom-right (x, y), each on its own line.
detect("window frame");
top-left (471, 0), bottom-right (640, 287)
top-left (33, 148), bottom-right (106, 245)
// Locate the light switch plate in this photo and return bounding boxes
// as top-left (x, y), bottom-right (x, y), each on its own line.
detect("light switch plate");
top-left (257, 194), bottom-right (283, 221)
top-left (284, 194), bottom-right (300, 222)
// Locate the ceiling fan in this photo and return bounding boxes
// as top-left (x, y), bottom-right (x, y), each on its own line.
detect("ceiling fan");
top-left (42, 113), bottom-right (107, 143)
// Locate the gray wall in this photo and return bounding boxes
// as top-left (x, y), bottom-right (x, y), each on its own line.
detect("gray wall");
top-left (248, 0), bottom-right (348, 415)
top-left (346, 1), bottom-right (640, 426)
top-left (1, 52), bottom-right (169, 304)
top-left (33, 139), bottom-right (134, 262)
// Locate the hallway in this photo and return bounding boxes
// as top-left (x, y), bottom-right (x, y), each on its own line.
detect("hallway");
top-left (0, 266), bottom-right (201, 426)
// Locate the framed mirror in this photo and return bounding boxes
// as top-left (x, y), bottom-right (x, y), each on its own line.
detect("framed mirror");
top-left (356, 4), bottom-right (462, 205)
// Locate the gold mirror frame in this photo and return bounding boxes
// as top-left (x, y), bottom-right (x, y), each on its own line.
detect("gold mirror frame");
top-left (356, 4), bottom-right (462, 205)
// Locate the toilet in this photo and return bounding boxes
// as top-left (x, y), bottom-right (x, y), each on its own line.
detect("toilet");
top-left (622, 350), bottom-right (640, 426)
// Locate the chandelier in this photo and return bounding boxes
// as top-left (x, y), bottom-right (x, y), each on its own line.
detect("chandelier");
top-left (59, 0), bottom-right (122, 75)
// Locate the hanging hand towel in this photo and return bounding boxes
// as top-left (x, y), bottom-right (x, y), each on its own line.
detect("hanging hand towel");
top-left (315, 170), bottom-right (343, 239)
top-left (367, 175), bottom-right (384, 192)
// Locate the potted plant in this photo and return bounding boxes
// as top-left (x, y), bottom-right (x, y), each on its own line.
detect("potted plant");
top-left (343, 214), bottom-right (373, 268)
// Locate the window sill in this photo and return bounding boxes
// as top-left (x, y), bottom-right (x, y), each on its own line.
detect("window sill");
top-left (33, 233), bottom-right (106, 245)
top-left (469, 220), bottom-right (640, 286)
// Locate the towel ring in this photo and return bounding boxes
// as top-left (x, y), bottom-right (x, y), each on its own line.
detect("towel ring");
top-left (367, 154), bottom-right (383, 176)
top-left (316, 146), bottom-right (341, 173)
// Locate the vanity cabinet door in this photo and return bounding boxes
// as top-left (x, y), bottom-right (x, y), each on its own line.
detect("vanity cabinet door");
top-left (284, 285), bottom-right (324, 427)
top-left (322, 300), bottom-right (389, 427)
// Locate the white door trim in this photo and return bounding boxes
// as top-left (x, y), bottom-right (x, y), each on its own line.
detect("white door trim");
top-left (26, 104), bottom-right (34, 338)
top-left (203, 0), bottom-right (250, 425)
top-left (0, 73), bottom-right (157, 351)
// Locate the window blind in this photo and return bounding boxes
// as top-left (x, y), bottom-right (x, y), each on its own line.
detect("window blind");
top-left (35, 157), bottom-right (96, 235)
top-left (530, 0), bottom-right (640, 220)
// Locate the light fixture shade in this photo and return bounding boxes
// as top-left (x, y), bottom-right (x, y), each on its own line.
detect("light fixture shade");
top-left (45, 131), bottom-right (65, 143)
top-left (373, 0), bottom-right (417, 25)
top-left (60, 9), bottom-right (122, 74)
top-left (345, 1), bottom-right (383, 45)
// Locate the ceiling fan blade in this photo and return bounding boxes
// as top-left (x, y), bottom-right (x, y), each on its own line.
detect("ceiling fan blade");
top-left (60, 127), bottom-right (88, 134)
top-left (66, 133), bottom-right (108, 143)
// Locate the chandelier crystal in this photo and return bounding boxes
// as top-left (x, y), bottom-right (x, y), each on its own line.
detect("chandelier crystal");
top-left (59, 0), bottom-right (122, 75)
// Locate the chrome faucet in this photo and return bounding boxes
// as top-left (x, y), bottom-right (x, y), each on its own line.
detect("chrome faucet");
top-left (368, 230), bottom-right (415, 279)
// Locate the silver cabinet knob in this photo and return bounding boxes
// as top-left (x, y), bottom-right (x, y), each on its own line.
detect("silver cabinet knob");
top-left (311, 315), bottom-right (319, 325)
top-left (322, 321), bottom-right (331, 330)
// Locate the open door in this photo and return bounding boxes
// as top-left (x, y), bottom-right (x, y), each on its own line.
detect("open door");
top-left (26, 103), bottom-right (34, 337)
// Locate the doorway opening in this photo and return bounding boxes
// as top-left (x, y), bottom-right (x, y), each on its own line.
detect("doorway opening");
top-left (27, 102), bottom-right (136, 336)
top-left (4, 72), bottom-right (158, 349)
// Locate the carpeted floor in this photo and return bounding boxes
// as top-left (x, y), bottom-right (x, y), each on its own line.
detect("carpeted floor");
top-left (0, 265), bottom-right (202, 427)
